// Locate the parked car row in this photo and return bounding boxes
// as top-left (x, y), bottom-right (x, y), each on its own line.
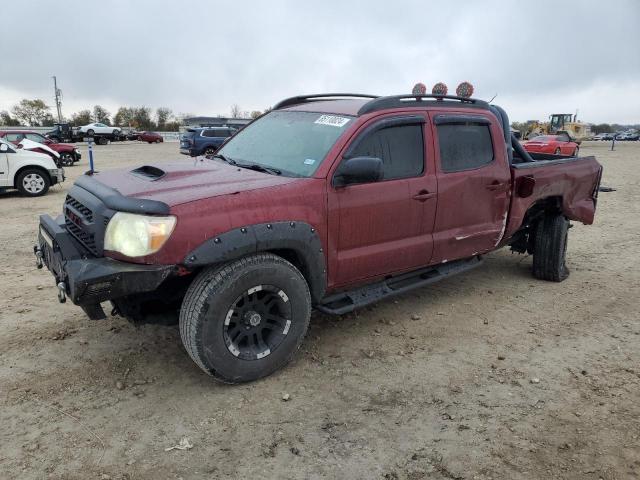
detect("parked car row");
top-left (592, 132), bottom-right (639, 141)
top-left (0, 138), bottom-right (64, 196)
top-left (0, 130), bottom-right (81, 166)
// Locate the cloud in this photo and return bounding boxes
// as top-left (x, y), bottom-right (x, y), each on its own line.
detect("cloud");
top-left (0, 0), bottom-right (638, 123)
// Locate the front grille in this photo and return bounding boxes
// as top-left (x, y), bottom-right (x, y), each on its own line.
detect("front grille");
top-left (64, 195), bottom-right (98, 255)
top-left (65, 195), bottom-right (93, 222)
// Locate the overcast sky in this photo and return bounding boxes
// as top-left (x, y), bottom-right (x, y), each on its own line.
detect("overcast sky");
top-left (1, 0), bottom-right (639, 124)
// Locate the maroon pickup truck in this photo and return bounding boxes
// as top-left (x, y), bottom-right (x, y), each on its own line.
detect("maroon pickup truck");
top-left (35, 92), bottom-right (602, 383)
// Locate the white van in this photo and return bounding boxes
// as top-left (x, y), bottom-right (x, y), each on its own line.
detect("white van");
top-left (0, 138), bottom-right (64, 196)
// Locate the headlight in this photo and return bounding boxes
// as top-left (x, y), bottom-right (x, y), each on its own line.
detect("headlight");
top-left (104, 212), bottom-right (176, 257)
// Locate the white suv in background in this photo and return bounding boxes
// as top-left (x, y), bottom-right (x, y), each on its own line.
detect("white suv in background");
top-left (0, 139), bottom-right (64, 196)
top-left (78, 122), bottom-right (121, 136)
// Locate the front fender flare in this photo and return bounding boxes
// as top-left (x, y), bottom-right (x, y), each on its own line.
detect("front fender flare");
top-left (183, 221), bottom-right (326, 303)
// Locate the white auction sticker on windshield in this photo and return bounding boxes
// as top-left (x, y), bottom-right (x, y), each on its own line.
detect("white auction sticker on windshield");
top-left (314, 115), bottom-right (350, 127)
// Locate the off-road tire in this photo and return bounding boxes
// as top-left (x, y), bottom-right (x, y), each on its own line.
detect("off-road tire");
top-left (179, 253), bottom-right (311, 383)
top-left (532, 214), bottom-right (570, 282)
top-left (17, 168), bottom-right (50, 197)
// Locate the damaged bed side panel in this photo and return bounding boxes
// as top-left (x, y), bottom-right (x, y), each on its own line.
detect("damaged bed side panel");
top-left (502, 156), bottom-right (602, 244)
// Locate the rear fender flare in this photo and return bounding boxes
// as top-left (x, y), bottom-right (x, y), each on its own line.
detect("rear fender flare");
top-left (183, 221), bottom-right (326, 302)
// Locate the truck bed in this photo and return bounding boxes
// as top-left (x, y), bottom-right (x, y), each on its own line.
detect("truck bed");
top-left (503, 154), bottom-right (602, 241)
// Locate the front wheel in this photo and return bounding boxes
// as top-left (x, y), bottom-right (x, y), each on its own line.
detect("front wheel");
top-left (86, 129), bottom-right (94, 136)
top-left (17, 169), bottom-right (50, 197)
top-left (532, 214), bottom-right (570, 282)
top-left (60, 153), bottom-right (74, 166)
top-left (179, 253), bottom-right (311, 383)
top-left (554, 148), bottom-right (561, 155)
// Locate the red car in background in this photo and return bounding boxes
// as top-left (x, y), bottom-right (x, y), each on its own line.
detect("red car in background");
top-left (138, 131), bottom-right (163, 143)
top-left (0, 130), bottom-right (81, 166)
top-left (523, 134), bottom-right (579, 156)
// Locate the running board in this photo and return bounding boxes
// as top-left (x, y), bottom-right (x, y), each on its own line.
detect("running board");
top-left (316, 256), bottom-right (483, 315)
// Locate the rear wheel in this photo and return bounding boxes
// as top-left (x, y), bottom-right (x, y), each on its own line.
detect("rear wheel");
top-left (532, 213), bottom-right (570, 282)
top-left (204, 147), bottom-right (217, 156)
top-left (573, 146), bottom-right (579, 156)
top-left (17, 169), bottom-right (50, 197)
top-left (179, 253), bottom-right (311, 383)
top-left (86, 129), bottom-right (95, 136)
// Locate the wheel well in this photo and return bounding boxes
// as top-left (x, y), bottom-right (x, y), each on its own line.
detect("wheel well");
top-left (508, 196), bottom-right (563, 254)
top-left (14, 165), bottom-right (50, 189)
top-left (267, 248), bottom-right (320, 300)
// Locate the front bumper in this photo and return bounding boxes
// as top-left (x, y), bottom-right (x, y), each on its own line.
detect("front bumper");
top-left (49, 168), bottom-right (65, 185)
top-left (35, 214), bottom-right (175, 319)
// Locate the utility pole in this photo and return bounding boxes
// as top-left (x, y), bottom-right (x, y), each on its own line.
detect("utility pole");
top-left (52, 76), bottom-right (63, 123)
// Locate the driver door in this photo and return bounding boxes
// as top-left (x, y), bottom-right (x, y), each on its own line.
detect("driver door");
top-left (327, 114), bottom-right (437, 287)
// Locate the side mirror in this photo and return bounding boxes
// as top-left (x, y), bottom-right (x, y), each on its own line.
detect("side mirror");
top-left (334, 156), bottom-right (383, 187)
top-left (0, 143), bottom-right (8, 152)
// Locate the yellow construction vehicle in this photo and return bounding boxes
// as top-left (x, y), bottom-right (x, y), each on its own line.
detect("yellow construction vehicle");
top-left (525, 113), bottom-right (592, 143)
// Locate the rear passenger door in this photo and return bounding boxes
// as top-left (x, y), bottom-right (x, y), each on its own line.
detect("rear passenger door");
top-left (430, 112), bottom-right (511, 262)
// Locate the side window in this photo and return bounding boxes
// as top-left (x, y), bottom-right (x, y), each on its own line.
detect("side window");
top-left (201, 129), bottom-right (214, 137)
top-left (349, 124), bottom-right (424, 180)
top-left (6, 133), bottom-right (24, 142)
top-left (437, 123), bottom-right (494, 173)
top-left (26, 133), bottom-right (44, 143)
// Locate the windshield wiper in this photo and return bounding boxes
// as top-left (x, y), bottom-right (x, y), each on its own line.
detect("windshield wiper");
top-left (211, 154), bottom-right (237, 165)
top-left (236, 162), bottom-right (282, 176)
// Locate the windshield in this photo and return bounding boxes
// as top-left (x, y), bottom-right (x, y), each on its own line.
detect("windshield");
top-left (217, 111), bottom-right (353, 177)
top-left (530, 136), bottom-right (555, 142)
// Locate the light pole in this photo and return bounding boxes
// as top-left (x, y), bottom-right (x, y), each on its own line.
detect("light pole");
top-left (52, 76), bottom-right (63, 123)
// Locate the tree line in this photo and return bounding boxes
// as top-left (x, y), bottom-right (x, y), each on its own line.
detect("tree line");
top-left (1, 99), bottom-right (269, 131)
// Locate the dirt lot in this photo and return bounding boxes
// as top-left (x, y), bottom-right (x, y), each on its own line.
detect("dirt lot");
top-left (1, 140), bottom-right (638, 480)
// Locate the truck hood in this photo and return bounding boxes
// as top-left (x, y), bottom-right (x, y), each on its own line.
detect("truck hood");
top-left (91, 159), bottom-right (298, 207)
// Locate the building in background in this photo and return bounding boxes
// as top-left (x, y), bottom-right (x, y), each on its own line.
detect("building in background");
top-left (181, 116), bottom-right (251, 131)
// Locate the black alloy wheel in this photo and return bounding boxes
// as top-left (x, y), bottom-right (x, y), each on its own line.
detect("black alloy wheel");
top-left (223, 285), bottom-right (292, 360)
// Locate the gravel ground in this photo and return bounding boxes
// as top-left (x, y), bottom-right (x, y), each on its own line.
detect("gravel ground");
top-left (0, 140), bottom-right (638, 480)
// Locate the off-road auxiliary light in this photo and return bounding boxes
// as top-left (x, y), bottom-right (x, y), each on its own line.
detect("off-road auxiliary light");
top-left (411, 82), bottom-right (475, 99)
top-left (432, 82), bottom-right (448, 95)
top-left (412, 83), bottom-right (427, 95)
top-left (455, 81), bottom-right (474, 98)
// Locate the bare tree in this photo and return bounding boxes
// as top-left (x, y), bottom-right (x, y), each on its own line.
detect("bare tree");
top-left (230, 104), bottom-right (241, 118)
top-left (71, 110), bottom-right (92, 126)
top-left (93, 105), bottom-right (111, 125)
top-left (156, 107), bottom-right (173, 129)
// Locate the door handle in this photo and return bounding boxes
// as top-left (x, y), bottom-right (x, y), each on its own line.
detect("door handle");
top-left (485, 180), bottom-right (508, 191)
top-left (412, 190), bottom-right (436, 202)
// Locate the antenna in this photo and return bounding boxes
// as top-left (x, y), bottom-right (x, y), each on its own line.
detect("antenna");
top-left (52, 76), bottom-right (63, 123)
top-left (488, 93), bottom-right (498, 103)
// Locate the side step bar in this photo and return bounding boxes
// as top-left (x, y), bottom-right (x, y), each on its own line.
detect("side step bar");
top-left (316, 256), bottom-right (483, 315)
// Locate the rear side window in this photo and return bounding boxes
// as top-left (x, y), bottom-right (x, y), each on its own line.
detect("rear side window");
top-left (215, 129), bottom-right (231, 138)
top-left (349, 124), bottom-right (424, 180)
top-left (201, 129), bottom-right (216, 137)
top-left (437, 124), bottom-right (494, 173)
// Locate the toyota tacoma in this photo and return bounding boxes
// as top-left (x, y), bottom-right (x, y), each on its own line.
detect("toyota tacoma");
top-left (34, 89), bottom-right (603, 383)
